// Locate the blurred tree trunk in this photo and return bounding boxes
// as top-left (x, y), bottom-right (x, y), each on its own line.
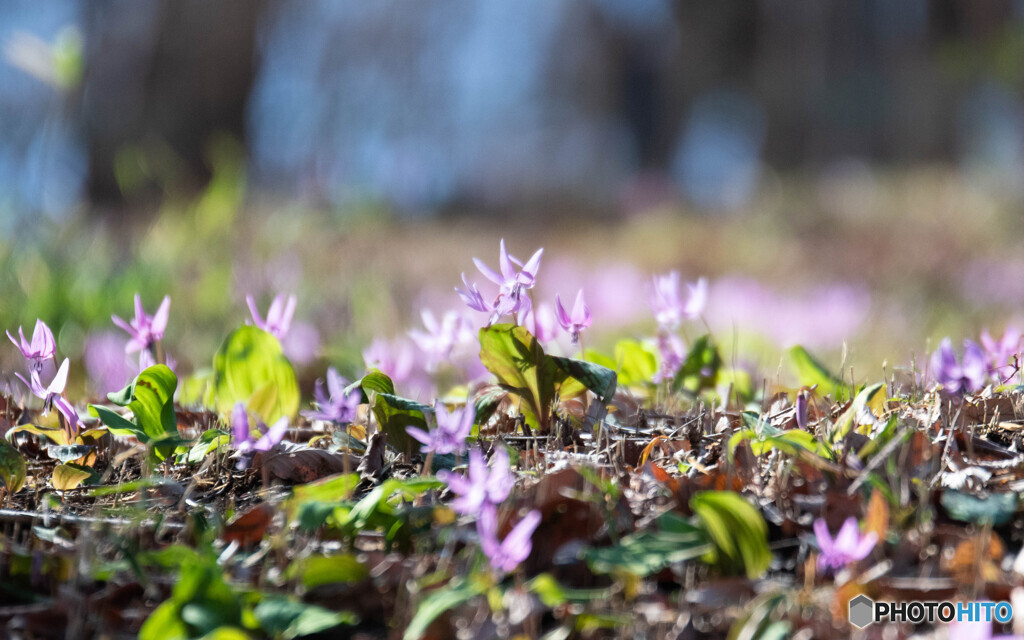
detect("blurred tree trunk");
top-left (79, 0), bottom-right (263, 207)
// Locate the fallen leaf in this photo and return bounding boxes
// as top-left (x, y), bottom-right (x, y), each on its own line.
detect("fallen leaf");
top-left (254, 441), bottom-right (359, 484)
top-left (223, 503), bottom-right (274, 547)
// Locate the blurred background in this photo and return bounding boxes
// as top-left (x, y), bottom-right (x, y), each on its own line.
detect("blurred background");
top-left (2, 0), bottom-right (1024, 399)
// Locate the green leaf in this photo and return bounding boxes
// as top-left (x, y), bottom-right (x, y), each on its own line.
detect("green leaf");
top-left (941, 491), bottom-right (1019, 526)
top-left (613, 339), bottom-right (658, 386)
top-left (139, 601), bottom-right (189, 640)
top-left (89, 404), bottom-right (148, 441)
top-left (284, 554), bottom-right (369, 589)
top-left (8, 423), bottom-right (70, 446)
top-left (672, 335), bottom-right (722, 395)
top-left (729, 428), bottom-right (833, 462)
top-left (186, 429), bottom-right (230, 465)
top-left (690, 491), bottom-right (771, 579)
top-left (371, 393), bottom-right (432, 454)
top-left (253, 597), bottom-right (356, 639)
top-left (551, 356), bottom-right (617, 402)
top-left (527, 574), bottom-right (612, 608)
top-left (831, 382), bottom-right (886, 444)
top-left (349, 369), bottom-right (395, 403)
top-left (107, 365), bottom-right (179, 460)
top-left (479, 324), bottom-right (563, 431)
top-left (404, 579), bottom-right (484, 640)
top-left (213, 325), bottom-right (299, 424)
top-left (788, 345), bottom-right (847, 401)
top-left (582, 512), bottom-right (709, 576)
top-left (46, 444), bottom-right (95, 464)
top-left (0, 440), bottom-right (27, 493)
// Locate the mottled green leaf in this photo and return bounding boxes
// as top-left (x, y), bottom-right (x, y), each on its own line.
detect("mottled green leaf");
top-left (213, 325), bottom-right (299, 423)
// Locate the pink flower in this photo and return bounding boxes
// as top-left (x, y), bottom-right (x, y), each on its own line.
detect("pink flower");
top-left (232, 403), bottom-right (289, 470)
top-left (112, 294), bottom-right (170, 354)
top-left (407, 400), bottom-right (475, 455)
top-left (980, 327), bottom-right (1022, 383)
top-left (437, 447), bottom-right (512, 516)
top-left (651, 273), bottom-right (706, 330)
top-left (477, 503), bottom-right (541, 573)
top-left (813, 517), bottom-right (876, 572)
top-left (246, 293), bottom-right (297, 340)
top-left (554, 289), bottom-right (592, 345)
top-left (7, 319), bottom-right (55, 371)
top-left (930, 338), bottom-right (987, 396)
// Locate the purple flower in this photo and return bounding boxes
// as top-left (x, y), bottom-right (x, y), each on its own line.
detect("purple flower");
top-left (653, 332), bottom-right (685, 383)
top-left (7, 319), bottom-right (55, 371)
top-left (477, 503), bottom-right (541, 573)
top-left (246, 293), bottom-right (296, 340)
top-left (408, 310), bottom-right (473, 372)
top-left (948, 607), bottom-right (1019, 640)
top-left (930, 337), bottom-right (987, 395)
top-left (437, 447), bottom-right (512, 515)
top-left (518, 302), bottom-right (559, 344)
top-left (231, 402), bottom-right (289, 469)
top-left (52, 396), bottom-right (83, 436)
top-left (112, 294), bottom-right (170, 354)
top-left (16, 357), bottom-right (69, 414)
top-left (459, 240), bottom-right (543, 323)
top-left (473, 239), bottom-right (543, 295)
top-left (363, 338), bottom-right (415, 384)
top-left (813, 517), bottom-right (877, 572)
top-left (302, 367), bottom-right (361, 424)
top-left (554, 289), bottom-right (592, 345)
top-left (651, 273), bottom-right (706, 330)
top-left (407, 400), bottom-right (475, 455)
top-left (980, 327), bottom-right (1022, 383)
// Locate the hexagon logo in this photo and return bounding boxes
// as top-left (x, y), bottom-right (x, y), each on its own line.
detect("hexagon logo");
top-left (849, 595), bottom-right (874, 629)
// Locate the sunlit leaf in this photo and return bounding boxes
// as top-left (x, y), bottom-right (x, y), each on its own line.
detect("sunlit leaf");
top-left (690, 491), bottom-right (771, 579)
top-left (284, 554), bottom-right (369, 589)
top-left (52, 463), bottom-right (96, 491)
top-left (404, 578), bottom-right (484, 640)
top-left (672, 335), bottom-right (722, 395)
top-left (0, 440), bottom-right (27, 494)
top-left (213, 325), bottom-right (299, 423)
top-left (789, 345), bottom-right (847, 401)
top-left (371, 393), bottom-right (432, 454)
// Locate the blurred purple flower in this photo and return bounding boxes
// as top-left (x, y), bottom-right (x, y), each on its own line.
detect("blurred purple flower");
top-left (477, 503), bottom-right (541, 573)
top-left (16, 357), bottom-right (69, 414)
top-left (232, 402), bottom-right (289, 469)
top-left (409, 310), bottom-right (473, 372)
top-left (83, 332), bottom-right (134, 396)
top-left (52, 396), bottom-right (82, 437)
top-left (931, 337), bottom-right (987, 395)
top-left (651, 273), bottom-right (706, 330)
top-left (437, 446), bottom-right (512, 516)
top-left (112, 294), bottom-right (170, 354)
top-left (980, 327), bottom-right (1022, 383)
top-left (554, 290), bottom-right (592, 345)
top-left (813, 517), bottom-right (877, 572)
top-left (456, 273), bottom-right (490, 313)
top-left (408, 400), bottom-right (475, 455)
top-left (7, 319), bottom-right (55, 372)
top-left (653, 332), bottom-right (685, 383)
top-left (363, 337), bottom-right (415, 383)
top-left (518, 302), bottom-right (559, 344)
top-left (246, 293), bottom-right (297, 340)
top-left (302, 367), bottom-right (361, 424)
top-left (280, 321), bottom-right (320, 365)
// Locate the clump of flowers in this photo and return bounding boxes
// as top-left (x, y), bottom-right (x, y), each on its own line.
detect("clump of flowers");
top-left (9, 319), bottom-right (81, 439)
top-left (813, 516), bottom-right (877, 573)
top-left (437, 446), bottom-right (541, 574)
top-left (246, 293), bottom-right (296, 340)
top-left (112, 294), bottom-right (171, 370)
top-left (301, 367), bottom-right (361, 425)
top-left (408, 310), bottom-right (474, 373)
top-left (457, 239), bottom-right (543, 325)
top-left (650, 273), bottom-right (706, 382)
top-left (407, 400), bottom-right (475, 456)
top-left (930, 337), bottom-right (987, 396)
top-left (231, 403), bottom-right (289, 470)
